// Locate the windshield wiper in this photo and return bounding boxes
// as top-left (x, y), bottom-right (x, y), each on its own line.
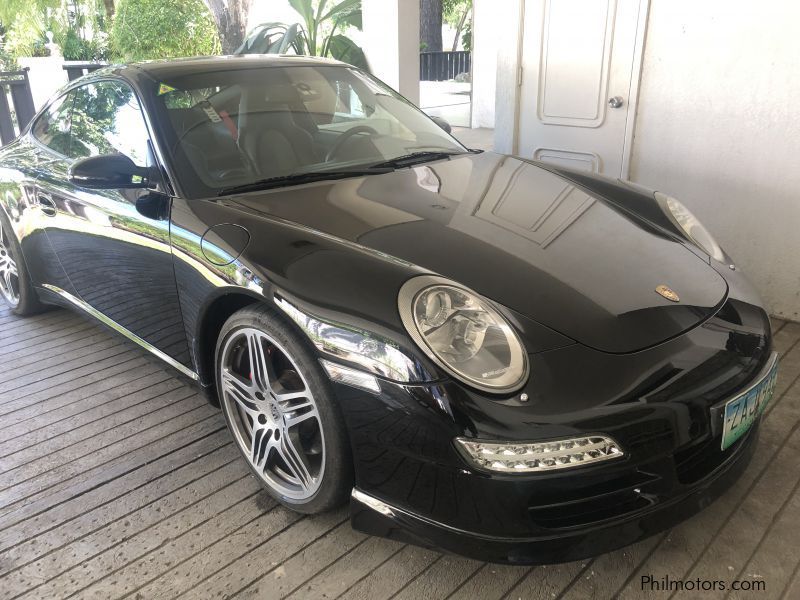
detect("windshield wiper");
top-left (368, 150), bottom-right (464, 170)
top-left (217, 168), bottom-right (392, 196)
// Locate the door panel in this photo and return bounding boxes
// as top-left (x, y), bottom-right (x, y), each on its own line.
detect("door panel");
top-left (38, 80), bottom-right (192, 369)
top-left (16, 93), bottom-right (81, 295)
top-left (518, 0), bottom-right (648, 176)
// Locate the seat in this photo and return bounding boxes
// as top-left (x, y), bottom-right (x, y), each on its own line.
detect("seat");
top-left (169, 106), bottom-right (250, 184)
top-left (237, 85), bottom-right (317, 177)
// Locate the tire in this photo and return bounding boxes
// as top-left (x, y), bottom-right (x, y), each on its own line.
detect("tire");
top-left (0, 211), bottom-right (46, 316)
top-left (215, 304), bottom-right (353, 514)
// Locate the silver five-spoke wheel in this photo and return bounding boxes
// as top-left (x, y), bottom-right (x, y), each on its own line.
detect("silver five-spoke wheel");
top-left (0, 223), bottom-right (20, 307)
top-left (220, 327), bottom-right (325, 500)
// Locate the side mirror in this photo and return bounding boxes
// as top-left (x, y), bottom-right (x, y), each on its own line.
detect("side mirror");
top-left (69, 154), bottom-right (153, 189)
top-left (428, 115), bottom-right (452, 134)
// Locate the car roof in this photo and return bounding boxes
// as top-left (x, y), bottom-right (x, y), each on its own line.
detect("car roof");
top-left (123, 54), bottom-right (348, 80)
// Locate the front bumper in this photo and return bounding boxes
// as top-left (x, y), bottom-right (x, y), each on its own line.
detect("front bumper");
top-left (330, 292), bottom-right (772, 564)
top-left (350, 418), bottom-right (759, 564)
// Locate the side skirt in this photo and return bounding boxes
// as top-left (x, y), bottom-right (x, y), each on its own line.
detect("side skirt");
top-left (39, 284), bottom-right (200, 381)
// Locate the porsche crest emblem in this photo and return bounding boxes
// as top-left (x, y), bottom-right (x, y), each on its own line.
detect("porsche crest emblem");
top-left (655, 285), bottom-right (680, 302)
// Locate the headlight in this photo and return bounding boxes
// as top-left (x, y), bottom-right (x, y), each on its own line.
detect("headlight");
top-left (656, 192), bottom-right (725, 262)
top-left (398, 275), bottom-right (528, 393)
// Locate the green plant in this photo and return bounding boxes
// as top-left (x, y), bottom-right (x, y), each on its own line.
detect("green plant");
top-left (110, 0), bottom-right (220, 62)
top-left (0, 22), bottom-right (19, 70)
top-left (1, 1), bottom-right (110, 62)
top-left (240, 0), bottom-right (368, 70)
top-left (443, 0), bottom-right (471, 51)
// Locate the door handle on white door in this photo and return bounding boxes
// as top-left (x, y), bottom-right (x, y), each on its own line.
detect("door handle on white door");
top-left (608, 96), bottom-right (624, 109)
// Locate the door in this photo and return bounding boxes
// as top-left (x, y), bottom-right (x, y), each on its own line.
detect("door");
top-left (36, 79), bottom-right (193, 371)
top-left (20, 92), bottom-right (82, 296)
top-left (516, 0), bottom-right (648, 176)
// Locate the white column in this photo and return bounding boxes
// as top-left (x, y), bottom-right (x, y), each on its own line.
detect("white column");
top-left (470, 0), bottom-right (498, 129)
top-left (362, 0), bottom-right (420, 106)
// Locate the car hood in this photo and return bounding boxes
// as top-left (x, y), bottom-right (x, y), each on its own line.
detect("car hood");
top-left (224, 152), bottom-right (728, 353)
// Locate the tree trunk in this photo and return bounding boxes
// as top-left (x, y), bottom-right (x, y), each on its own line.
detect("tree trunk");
top-left (451, 5), bottom-right (470, 51)
top-left (204, 0), bottom-right (254, 54)
top-left (420, 0), bottom-right (443, 52)
top-left (102, 0), bottom-right (115, 20)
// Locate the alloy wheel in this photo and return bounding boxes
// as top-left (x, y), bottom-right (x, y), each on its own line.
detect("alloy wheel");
top-left (219, 327), bottom-right (325, 500)
top-left (0, 223), bottom-right (20, 307)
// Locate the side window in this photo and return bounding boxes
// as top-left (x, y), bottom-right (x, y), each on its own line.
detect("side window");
top-left (31, 94), bottom-right (74, 156)
top-left (69, 81), bottom-right (150, 165)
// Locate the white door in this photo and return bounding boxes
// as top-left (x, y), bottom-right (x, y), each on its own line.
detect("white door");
top-left (516, 0), bottom-right (649, 177)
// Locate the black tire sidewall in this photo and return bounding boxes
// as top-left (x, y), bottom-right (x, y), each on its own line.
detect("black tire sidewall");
top-left (0, 210), bottom-right (45, 316)
top-left (215, 304), bottom-right (353, 514)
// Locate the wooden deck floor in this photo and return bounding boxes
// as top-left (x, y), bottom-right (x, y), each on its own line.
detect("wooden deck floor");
top-left (1, 304), bottom-right (800, 600)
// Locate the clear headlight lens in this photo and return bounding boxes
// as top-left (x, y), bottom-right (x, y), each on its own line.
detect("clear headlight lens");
top-left (398, 276), bottom-right (528, 393)
top-left (656, 192), bottom-right (725, 262)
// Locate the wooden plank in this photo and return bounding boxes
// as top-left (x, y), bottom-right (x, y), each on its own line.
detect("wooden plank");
top-left (0, 402), bottom-right (216, 505)
top-left (0, 358), bottom-right (159, 421)
top-left (0, 309), bottom-right (76, 336)
top-left (0, 348), bottom-right (145, 404)
top-left (332, 545), bottom-right (440, 600)
top-left (184, 509), bottom-right (349, 600)
top-left (0, 447), bottom-right (243, 588)
top-left (0, 319), bottom-right (99, 356)
top-left (4, 323), bottom-right (108, 365)
top-left (0, 416), bottom-right (226, 529)
top-left (0, 369), bottom-right (170, 436)
top-left (448, 563), bottom-right (531, 600)
top-left (507, 560), bottom-right (587, 600)
top-left (232, 520), bottom-right (366, 600)
top-left (0, 381), bottom-right (191, 468)
top-left (16, 479), bottom-right (262, 600)
top-left (727, 477), bottom-right (800, 600)
top-left (286, 537), bottom-right (406, 600)
top-left (0, 342), bottom-right (136, 396)
top-left (391, 554), bottom-right (483, 600)
top-left (0, 429), bottom-right (231, 552)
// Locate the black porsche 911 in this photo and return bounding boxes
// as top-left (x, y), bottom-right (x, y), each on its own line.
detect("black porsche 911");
top-left (0, 55), bottom-right (777, 564)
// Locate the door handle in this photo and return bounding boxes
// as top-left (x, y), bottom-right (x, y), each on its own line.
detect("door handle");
top-left (38, 194), bottom-right (57, 217)
top-left (608, 96), bottom-right (624, 109)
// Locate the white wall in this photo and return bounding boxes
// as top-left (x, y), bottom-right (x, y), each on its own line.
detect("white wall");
top-left (18, 57), bottom-right (69, 110)
top-left (629, 0), bottom-right (800, 319)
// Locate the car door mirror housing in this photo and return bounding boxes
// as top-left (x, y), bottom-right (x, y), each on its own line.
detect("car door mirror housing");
top-left (69, 154), bottom-right (154, 190)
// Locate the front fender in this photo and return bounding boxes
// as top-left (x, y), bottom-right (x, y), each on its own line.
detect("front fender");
top-left (169, 197), bottom-right (443, 387)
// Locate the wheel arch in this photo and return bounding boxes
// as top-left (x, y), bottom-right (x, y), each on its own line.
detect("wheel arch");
top-left (194, 288), bottom-right (316, 406)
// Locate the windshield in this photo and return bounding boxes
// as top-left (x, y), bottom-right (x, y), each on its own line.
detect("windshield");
top-left (146, 64), bottom-right (466, 198)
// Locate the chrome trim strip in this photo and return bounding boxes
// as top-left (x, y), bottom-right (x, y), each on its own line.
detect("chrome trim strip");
top-left (351, 488), bottom-right (514, 542)
top-left (41, 284), bottom-right (199, 380)
top-left (351, 489), bottom-right (397, 518)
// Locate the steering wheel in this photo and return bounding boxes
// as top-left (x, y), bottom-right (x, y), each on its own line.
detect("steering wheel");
top-left (325, 125), bottom-right (380, 162)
